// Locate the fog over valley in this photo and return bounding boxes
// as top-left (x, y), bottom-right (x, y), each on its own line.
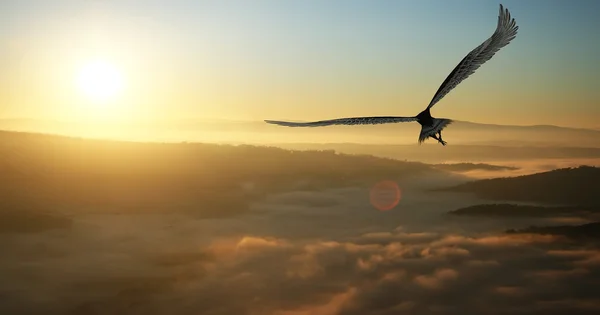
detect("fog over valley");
top-left (2, 131), bottom-right (600, 315)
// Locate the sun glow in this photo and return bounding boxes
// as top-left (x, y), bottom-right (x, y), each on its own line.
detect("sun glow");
top-left (76, 60), bottom-right (124, 103)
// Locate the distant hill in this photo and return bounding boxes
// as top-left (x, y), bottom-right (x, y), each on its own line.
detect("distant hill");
top-left (448, 203), bottom-right (598, 217)
top-left (0, 209), bottom-right (72, 234)
top-left (426, 120), bottom-right (600, 147)
top-left (433, 163), bottom-right (518, 172)
top-left (506, 222), bottom-right (600, 240)
top-left (276, 143), bottom-right (600, 164)
top-left (0, 130), bottom-right (439, 231)
top-left (2, 118), bottom-right (600, 147)
top-left (4, 119), bottom-right (600, 165)
top-left (440, 166), bottom-right (600, 206)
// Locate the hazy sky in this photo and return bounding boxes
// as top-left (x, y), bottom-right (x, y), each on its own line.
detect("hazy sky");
top-left (1, 0), bottom-right (599, 128)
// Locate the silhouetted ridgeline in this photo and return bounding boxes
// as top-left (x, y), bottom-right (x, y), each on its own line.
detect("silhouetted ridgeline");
top-left (506, 222), bottom-right (600, 240)
top-left (440, 166), bottom-right (600, 206)
top-left (448, 203), bottom-right (598, 217)
top-left (5, 118), bottom-right (600, 147)
top-left (276, 143), bottom-right (600, 163)
top-left (0, 131), bottom-right (438, 232)
top-left (0, 208), bottom-right (72, 234)
top-left (433, 163), bottom-right (518, 172)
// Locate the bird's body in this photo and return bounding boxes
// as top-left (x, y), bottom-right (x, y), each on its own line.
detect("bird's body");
top-left (264, 4), bottom-right (519, 146)
top-left (416, 109), bottom-right (434, 127)
top-left (415, 109), bottom-right (451, 146)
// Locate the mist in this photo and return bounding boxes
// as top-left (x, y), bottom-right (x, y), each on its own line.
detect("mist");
top-left (2, 131), bottom-right (600, 315)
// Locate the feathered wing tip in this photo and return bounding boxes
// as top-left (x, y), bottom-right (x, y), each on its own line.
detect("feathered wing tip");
top-left (497, 4), bottom-right (519, 43)
top-left (498, 4), bottom-right (506, 28)
top-left (425, 4), bottom-right (518, 110)
top-left (418, 118), bottom-right (453, 144)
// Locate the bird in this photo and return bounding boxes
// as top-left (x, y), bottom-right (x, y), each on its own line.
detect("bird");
top-left (264, 4), bottom-right (518, 146)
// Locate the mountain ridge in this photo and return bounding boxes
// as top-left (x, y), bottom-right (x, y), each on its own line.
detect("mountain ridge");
top-left (440, 166), bottom-right (600, 206)
top-left (2, 117), bottom-right (599, 133)
top-left (2, 118), bottom-right (600, 148)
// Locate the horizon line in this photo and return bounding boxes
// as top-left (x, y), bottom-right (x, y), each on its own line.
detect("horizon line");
top-left (1, 116), bottom-right (600, 131)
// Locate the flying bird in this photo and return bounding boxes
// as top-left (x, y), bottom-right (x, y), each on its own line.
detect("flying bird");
top-left (265, 4), bottom-right (518, 146)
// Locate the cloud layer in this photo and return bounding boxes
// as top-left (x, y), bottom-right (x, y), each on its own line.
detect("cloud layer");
top-left (3, 221), bottom-right (599, 315)
top-left (2, 171), bottom-right (599, 315)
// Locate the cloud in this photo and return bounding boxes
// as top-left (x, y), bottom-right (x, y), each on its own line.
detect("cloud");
top-left (3, 199), bottom-right (600, 315)
top-left (431, 233), bottom-right (561, 248)
top-left (420, 246), bottom-right (470, 259)
top-left (530, 268), bottom-right (589, 279)
top-left (535, 299), bottom-right (600, 312)
top-left (273, 288), bottom-right (358, 315)
top-left (547, 249), bottom-right (600, 267)
top-left (494, 285), bottom-right (528, 297)
top-left (414, 268), bottom-right (459, 289)
top-left (236, 236), bottom-right (291, 250)
top-left (157, 226), bottom-right (596, 315)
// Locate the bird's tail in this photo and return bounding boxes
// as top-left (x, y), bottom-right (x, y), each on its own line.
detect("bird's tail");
top-left (418, 118), bottom-right (453, 144)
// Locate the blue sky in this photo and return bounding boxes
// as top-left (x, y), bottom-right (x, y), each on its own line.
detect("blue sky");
top-left (1, 0), bottom-right (599, 127)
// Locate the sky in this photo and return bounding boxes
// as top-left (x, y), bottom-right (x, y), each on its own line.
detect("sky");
top-left (1, 0), bottom-right (599, 129)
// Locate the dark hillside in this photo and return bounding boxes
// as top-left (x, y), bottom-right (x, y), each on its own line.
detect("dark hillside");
top-left (441, 166), bottom-right (600, 206)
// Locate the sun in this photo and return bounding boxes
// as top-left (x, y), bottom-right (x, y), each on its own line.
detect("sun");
top-left (76, 60), bottom-right (124, 102)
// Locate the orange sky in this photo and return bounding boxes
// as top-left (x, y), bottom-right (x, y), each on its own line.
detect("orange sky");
top-left (1, 1), bottom-right (599, 130)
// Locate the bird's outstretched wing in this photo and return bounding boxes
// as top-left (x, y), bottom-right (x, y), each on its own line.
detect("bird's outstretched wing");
top-left (265, 116), bottom-right (417, 127)
top-left (426, 4), bottom-right (518, 110)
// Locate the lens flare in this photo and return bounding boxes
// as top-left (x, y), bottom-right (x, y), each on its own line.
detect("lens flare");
top-left (369, 180), bottom-right (401, 211)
